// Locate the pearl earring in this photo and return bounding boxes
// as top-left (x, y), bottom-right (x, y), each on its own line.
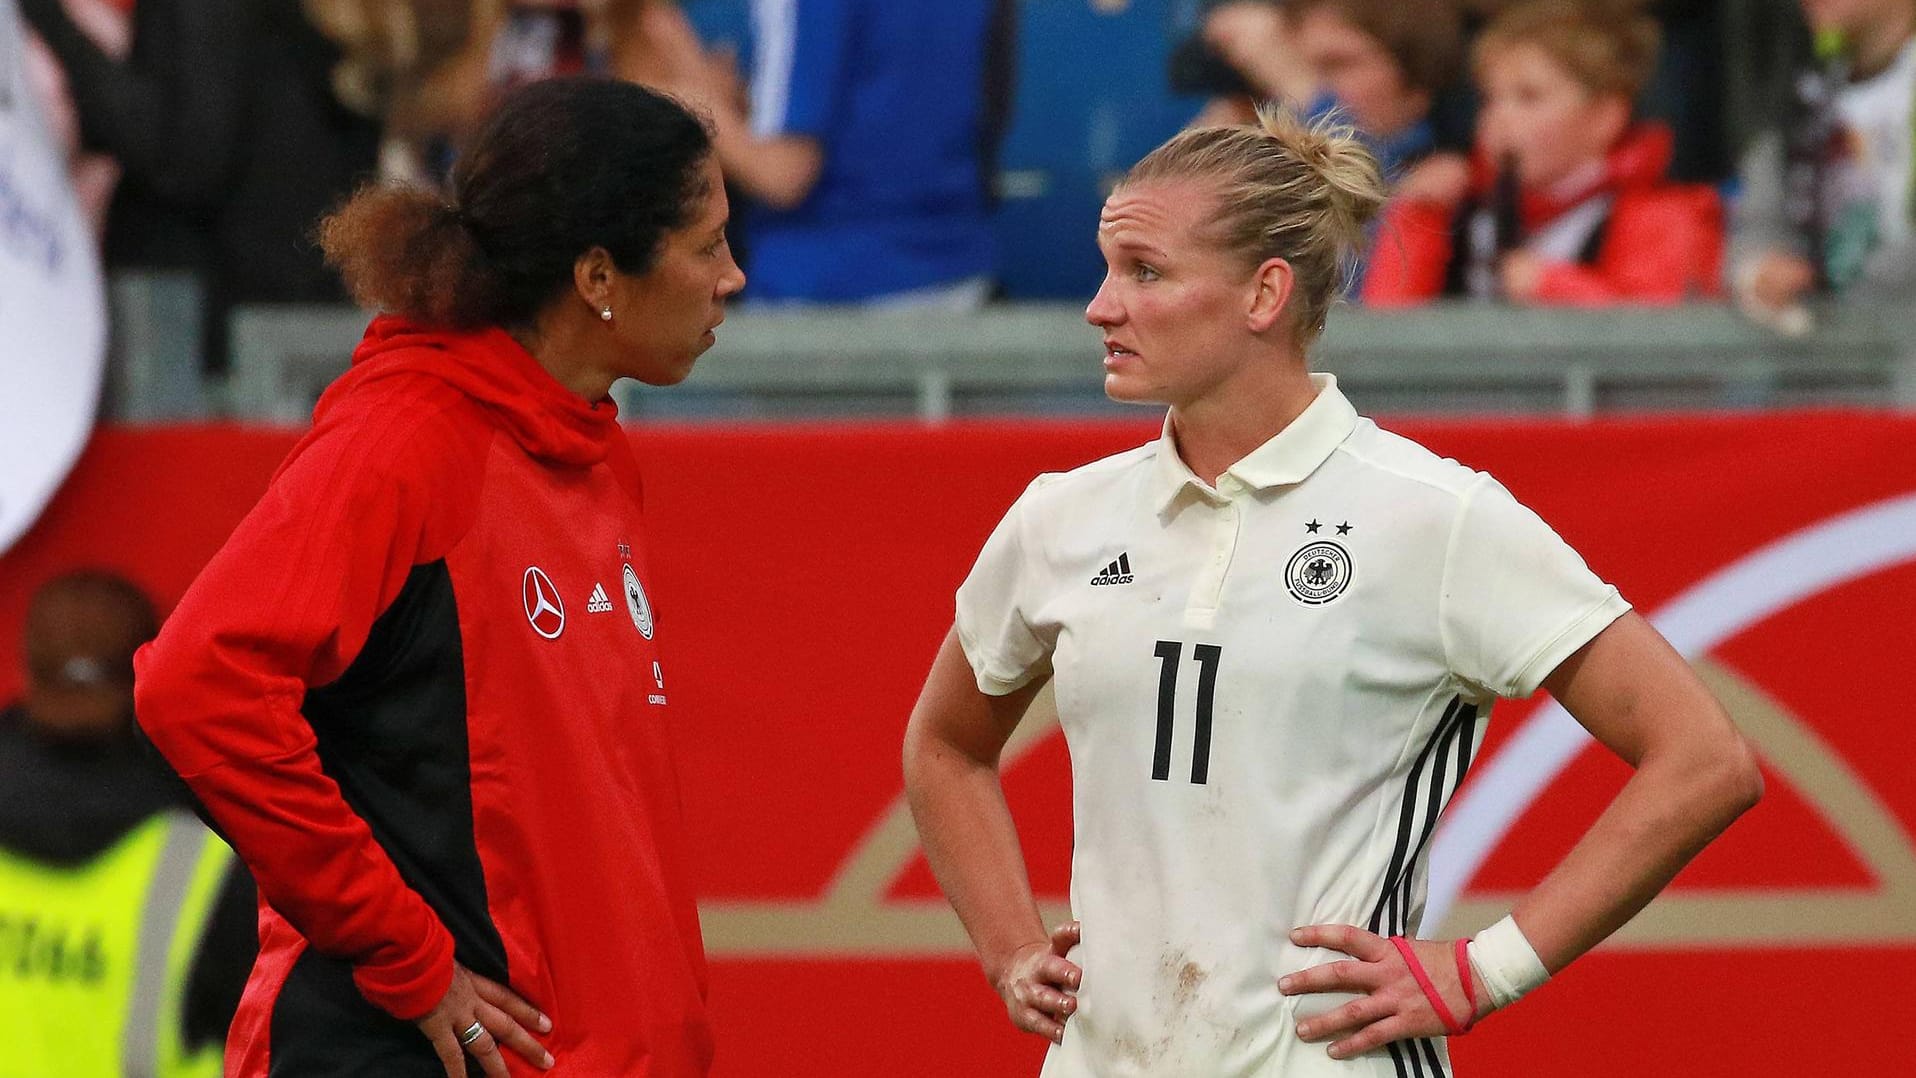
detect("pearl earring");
top-left (600, 306), bottom-right (614, 322)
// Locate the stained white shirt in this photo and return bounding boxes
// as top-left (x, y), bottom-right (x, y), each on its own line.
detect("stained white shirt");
top-left (955, 375), bottom-right (1628, 1077)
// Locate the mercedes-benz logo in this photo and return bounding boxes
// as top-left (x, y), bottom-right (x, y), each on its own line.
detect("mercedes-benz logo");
top-left (522, 566), bottom-right (566, 639)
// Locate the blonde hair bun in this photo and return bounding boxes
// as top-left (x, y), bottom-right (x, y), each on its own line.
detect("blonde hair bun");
top-left (1254, 105), bottom-right (1389, 253)
top-left (1124, 108), bottom-right (1388, 340)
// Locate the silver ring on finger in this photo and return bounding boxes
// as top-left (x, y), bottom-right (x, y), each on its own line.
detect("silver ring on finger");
top-left (459, 1021), bottom-right (487, 1047)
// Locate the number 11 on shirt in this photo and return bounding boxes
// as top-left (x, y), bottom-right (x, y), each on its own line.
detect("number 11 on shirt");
top-left (1152, 640), bottom-right (1221, 784)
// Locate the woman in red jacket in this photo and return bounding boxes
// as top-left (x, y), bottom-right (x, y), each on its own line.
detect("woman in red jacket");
top-left (134, 77), bottom-right (744, 1077)
top-left (1365, 0), bottom-right (1723, 306)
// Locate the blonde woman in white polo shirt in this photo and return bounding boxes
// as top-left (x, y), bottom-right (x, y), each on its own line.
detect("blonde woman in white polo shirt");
top-left (902, 110), bottom-right (1763, 1078)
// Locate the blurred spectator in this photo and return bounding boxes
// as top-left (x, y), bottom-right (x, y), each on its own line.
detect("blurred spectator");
top-left (20, 0), bottom-right (382, 369)
top-left (484, 0), bottom-right (699, 97)
top-left (1195, 0), bottom-right (1462, 179)
top-left (1, 571), bottom-right (253, 1078)
top-left (21, 0), bottom-right (129, 234)
top-left (1637, 0), bottom-right (1730, 182)
top-left (1191, 0), bottom-right (1466, 297)
top-left (349, 1), bottom-right (717, 184)
top-left (689, 0), bottom-right (1014, 307)
top-left (1182, 0), bottom-right (1734, 183)
top-left (1457, 0), bottom-right (1731, 183)
top-left (1729, 0), bottom-right (1913, 327)
top-left (301, 0), bottom-right (491, 185)
top-left (1366, 0), bottom-right (1724, 304)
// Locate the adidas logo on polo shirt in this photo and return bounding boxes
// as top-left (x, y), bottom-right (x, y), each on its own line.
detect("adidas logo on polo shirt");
top-left (1090, 553), bottom-right (1135, 586)
top-left (586, 583), bottom-right (615, 613)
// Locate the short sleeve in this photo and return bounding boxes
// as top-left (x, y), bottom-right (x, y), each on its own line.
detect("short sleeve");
top-left (1439, 476), bottom-right (1631, 698)
top-left (954, 480), bottom-right (1056, 695)
top-left (749, 0), bottom-right (852, 139)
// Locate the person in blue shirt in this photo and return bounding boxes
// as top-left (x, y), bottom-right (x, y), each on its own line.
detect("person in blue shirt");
top-left (696, 0), bottom-right (1013, 306)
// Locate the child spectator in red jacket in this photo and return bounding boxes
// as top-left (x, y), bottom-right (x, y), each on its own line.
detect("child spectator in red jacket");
top-left (1366, 0), bottom-right (1724, 305)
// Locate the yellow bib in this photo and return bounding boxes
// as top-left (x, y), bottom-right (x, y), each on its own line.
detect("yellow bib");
top-left (0, 812), bottom-right (231, 1078)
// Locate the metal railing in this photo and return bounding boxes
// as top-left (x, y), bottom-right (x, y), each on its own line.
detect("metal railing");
top-left (104, 273), bottom-right (1916, 424)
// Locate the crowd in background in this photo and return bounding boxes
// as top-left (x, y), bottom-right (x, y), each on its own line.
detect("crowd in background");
top-left (17, 0), bottom-right (1916, 364)
top-left (1182, 0), bottom-right (1913, 324)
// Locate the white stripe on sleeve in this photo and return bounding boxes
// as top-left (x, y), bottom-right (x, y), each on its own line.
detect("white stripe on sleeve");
top-left (749, 0), bottom-right (797, 138)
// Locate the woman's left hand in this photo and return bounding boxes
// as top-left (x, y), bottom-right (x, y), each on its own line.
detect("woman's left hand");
top-left (1498, 252), bottom-right (1546, 302)
top-left (1394, 153), bottom-right (1471, 209)
top-left (1277, 924), bottom-right (1487, 1060)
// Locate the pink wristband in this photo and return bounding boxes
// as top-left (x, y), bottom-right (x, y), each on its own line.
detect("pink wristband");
top-left (1389, 936), bottom-right (1474, 1036)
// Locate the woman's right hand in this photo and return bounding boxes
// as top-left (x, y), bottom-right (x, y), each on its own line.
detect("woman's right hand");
top-left (1748, 251), bottom-right (1815, 312)
top-left (416, 963), bottom-right (554, 1076)
top-left (1202, 1), bottom-right (1314, 105)
top-left (992, 921), bottom-right (1084, 1045)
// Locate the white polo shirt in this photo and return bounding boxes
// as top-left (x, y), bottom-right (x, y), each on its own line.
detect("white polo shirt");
top-left (955, 375), bottom-right (1628, 1078)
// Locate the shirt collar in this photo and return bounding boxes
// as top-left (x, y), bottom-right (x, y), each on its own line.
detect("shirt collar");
top-left (1150, 373), bottom-right (1358, 514)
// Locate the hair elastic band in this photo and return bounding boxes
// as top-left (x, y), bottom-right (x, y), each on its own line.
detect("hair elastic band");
top-left (1389, 936), bottom-right (1475, 1036)
top-left (1454, 938), bottom-right (1478, 1026)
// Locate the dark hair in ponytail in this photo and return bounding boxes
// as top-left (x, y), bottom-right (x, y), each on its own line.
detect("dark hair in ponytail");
top-left (320, 77), bottom-right (714, 328)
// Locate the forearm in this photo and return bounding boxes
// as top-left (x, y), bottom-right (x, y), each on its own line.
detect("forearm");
top-left (1509, 738), bottom-right (1759, 972)
top-left (1532, 249), bottom-right (1715, 306)
top-left (904, 736), bottom-right (1047, 984)
top-left (1199, 3), bottom-right (1313, 107)
top-left (142, 700), bottom-right (457, 1018)
top-left (129, 433), bottom-right (467, 1019)
top-left (1231, 50), bottom-right (1315, 108)
top-left (710, 113), bottom-right (821, 210)
top-left (1528, 263), bottom-right (1630, 305)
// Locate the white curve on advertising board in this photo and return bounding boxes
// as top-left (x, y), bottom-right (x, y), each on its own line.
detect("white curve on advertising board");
top-left (1426, 490), bottom-right (1916, 928)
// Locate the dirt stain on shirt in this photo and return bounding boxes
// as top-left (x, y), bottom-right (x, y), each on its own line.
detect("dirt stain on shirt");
top-left (1173, 957), bottom-right (1208, 1007)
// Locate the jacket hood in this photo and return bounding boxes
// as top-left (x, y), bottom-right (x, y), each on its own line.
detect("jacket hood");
top-left (1472, 122), bottom-right (1676, 231)
top-left (321, 315), bottom-right (622, 468)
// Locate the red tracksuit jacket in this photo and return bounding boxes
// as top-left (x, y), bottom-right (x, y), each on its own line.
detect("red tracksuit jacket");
top-left (1365, 123), bottom-right (1725, 306)
top-left (134, 316), bottom-right (713, 1076)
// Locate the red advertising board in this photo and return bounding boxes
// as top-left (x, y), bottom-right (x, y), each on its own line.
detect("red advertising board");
top-left (3, 413), bottom-right (1913, 1075)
